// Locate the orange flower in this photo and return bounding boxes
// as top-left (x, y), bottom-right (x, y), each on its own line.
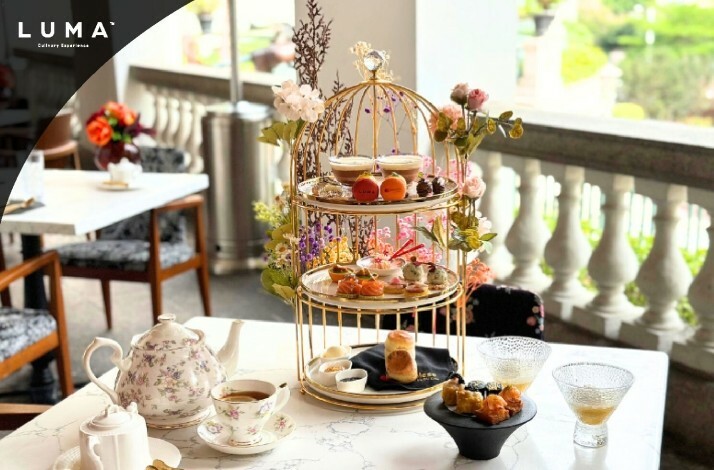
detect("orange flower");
top-left (86, 116), bottom-right (112, 146)
top-left (104, 101), bottom-right (136, 126)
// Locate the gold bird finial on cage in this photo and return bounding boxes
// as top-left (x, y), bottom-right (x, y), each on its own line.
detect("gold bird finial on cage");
top-left (351, 41), bottom-right (393, 81)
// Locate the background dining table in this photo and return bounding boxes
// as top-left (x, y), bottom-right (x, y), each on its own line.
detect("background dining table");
top-left (0, 169), bottom-right (208, 399)
top-left (0, 317), bottom-right (668, 469)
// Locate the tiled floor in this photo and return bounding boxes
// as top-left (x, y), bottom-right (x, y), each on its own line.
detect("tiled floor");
top-left (0, 235), bottom-right (706, 468)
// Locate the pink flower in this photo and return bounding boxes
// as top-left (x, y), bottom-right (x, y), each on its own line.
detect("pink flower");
top-left (462, 176), bottom-right (486, 199)
top-left (450, 83), bottom-right (470, 106)
top-left (467, 88), bottom-right (489, 111)
top-left (428, 104), bottom-right (462, 134)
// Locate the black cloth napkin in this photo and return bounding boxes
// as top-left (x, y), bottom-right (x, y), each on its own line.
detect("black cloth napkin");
top-left (350, 344), bottom-right (456, 391)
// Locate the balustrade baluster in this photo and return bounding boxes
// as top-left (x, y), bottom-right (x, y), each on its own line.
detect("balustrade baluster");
top-left (542, 165), bottom-right (592, 319)
top-left (620, 182), bottom-right (692, 352)
top-left (174, 92), bottom-right (190, 153)
top-left (672, 189), bottom-right (714, 373)
top-left (572, 172), bottom-right (639, 338)
top-left (503, 157), bottom-right (550, 291)
top-left (162, 91), bottom-right (176, 147)
top-left (477, 151), bottom-right (513, 279)
top-left (150, 86), bottom-right (165, 146)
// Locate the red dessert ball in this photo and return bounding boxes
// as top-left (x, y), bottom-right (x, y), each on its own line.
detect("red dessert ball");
top-left (352, 174), bottom-right (380, 202)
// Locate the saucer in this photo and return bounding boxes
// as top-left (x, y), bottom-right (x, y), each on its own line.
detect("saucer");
top-left (52, 437), bottom-right (181, 470)
top-left (198, 412), bottom-right (295, 455)
top-left (99, 180), bottom-right (139, 191)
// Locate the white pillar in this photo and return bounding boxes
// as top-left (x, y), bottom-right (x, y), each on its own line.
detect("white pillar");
top-left (477, 151), bottom-right (514, 279)
top-left (672, 188), bottom-right (714, 373)
top-left (542, 164), bottom-right (592, 318)
top-left (620, 182), bottom-right (691, 352)
top-left (572, 171), bottom-right (640, 338)
top-left (503, 157), bottom-right (550, 292)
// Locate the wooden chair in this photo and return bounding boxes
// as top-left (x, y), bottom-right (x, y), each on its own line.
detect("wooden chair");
top-left (0, 251), bottom-right (74, 427)
top-left (35, 110), bottom-right (80, 169)
top-left (56, 147), bottom-right (212, 328)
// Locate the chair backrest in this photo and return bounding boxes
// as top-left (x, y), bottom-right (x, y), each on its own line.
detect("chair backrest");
top-left (99, 147), bottom-right (188, 243)
top-left (464, 284), bottom-right (545, 339)
top-left (382, 283), bottom-right (545, 340)
top-left (35, 109), bottom-right (73, 150)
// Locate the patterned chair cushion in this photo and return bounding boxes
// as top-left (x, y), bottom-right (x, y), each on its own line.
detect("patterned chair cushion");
top-left (384, 284), bottom-right (545, 339)
top-left (0, 307), bottom-right (56, 361)
top-left (99, 147), bottom-right (187, 244)
top-left (57, 240), bottom-right (194, 271)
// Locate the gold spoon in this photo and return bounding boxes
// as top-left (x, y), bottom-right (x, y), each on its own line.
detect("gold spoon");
top-left (3, 197), bottom-right (35, 215)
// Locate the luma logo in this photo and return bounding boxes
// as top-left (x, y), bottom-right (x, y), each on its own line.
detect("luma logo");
top-left (18, 22), bottom-right (114, 39)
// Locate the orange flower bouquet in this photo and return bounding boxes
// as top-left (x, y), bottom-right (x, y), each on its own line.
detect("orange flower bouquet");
top-left (85, 101), bottom-right (153, 169)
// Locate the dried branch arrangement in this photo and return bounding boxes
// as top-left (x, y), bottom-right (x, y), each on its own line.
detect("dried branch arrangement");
top-left (292, 0), bottom-right (332, 91)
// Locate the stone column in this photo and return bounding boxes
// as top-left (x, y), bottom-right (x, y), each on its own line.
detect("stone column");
top-left (542, 164), bottom-right (592, 319)
top-left (476, 151), bottom-right (514, 279)
top-left (620, 182), bottom-right (691, 352)
top-left (572, 171), bottom-right (639, 338)
top-left (672, 188), bottom-right (714, 373)
top-left (504, 157), bottom-right (550, 291)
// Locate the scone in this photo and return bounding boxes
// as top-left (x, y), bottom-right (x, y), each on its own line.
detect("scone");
top-left (386, 349), bottom-right (418, 383)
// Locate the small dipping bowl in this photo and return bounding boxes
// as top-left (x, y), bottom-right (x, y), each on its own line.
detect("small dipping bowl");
top-left (318, 359), bottom-right (352, 386)
top-left (357, 256), bottom-right (406, 278)
top-left (376, 154), bottom-right (423, 183)
top-left (335, 368), bottom-right (368, 393)
top-left (328, 156), bottom-right (374, 186)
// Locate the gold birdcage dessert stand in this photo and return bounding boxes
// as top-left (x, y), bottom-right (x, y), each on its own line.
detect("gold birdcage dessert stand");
top-left (290, 50), bottom-right (468, 412)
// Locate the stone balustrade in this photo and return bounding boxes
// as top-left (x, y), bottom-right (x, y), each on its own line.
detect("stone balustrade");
top-left (126, 66), bottom-right (714, 375)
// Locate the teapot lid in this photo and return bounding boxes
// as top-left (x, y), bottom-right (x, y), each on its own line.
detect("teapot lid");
top-left (133, 313), bottom-right (201, 351)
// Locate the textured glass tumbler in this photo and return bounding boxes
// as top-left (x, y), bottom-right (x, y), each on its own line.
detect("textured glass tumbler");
top-left (477, 336), bottom-right (551, 393)
top-left (552, 362), bottom-right (634, 448)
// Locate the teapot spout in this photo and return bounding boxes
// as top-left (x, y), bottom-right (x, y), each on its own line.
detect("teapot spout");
top-left (217, 320), bottom-right (244, 378)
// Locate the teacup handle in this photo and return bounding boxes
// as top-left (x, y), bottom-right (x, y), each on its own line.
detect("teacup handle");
top-left (274, 383), bottom-right (290, 412)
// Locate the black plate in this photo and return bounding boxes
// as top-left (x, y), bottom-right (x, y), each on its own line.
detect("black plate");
top-left (423, 393), bottom-right (537, 460)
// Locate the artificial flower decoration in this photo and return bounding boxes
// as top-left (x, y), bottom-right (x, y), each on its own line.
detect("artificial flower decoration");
top-left (431, 83), bottom-right (523, 161)
top-left (258, 80), bottom-right (325, 147)
top-left (85, 101), bottom-right (152, 147)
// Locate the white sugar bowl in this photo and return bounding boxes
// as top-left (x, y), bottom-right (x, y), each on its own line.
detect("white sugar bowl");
top-left (79, 403), bottom-right (152, 470)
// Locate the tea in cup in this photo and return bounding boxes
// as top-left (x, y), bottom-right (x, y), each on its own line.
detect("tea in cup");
top-left (79, 403), bottom-right (152, 470)
top-left (211, 379), bottom-right (290, 446)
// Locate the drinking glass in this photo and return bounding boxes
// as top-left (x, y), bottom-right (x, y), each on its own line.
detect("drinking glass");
top-left (552, 362), bottom-right (634, 448)
top-left (24, 150), bottom-right (45, 202)
top-left (477, 336), bottom-right (551, 393)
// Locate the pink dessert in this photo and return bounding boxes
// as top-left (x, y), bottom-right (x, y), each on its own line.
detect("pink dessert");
top-left (384, 277), bottom-right (407, 295)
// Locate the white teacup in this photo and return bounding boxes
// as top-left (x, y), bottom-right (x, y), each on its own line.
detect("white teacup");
top-left (108, 157), bottom-right (142, 184)
top-left (79, 403), bottom-right (151, 470)
top-left (211, 379), bottom-right (290, 446)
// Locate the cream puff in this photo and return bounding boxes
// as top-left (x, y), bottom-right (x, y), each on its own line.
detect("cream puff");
top-left (426, 264), bottom-right (448, 291)
top-left (402, 257), bottom-right (425, 283)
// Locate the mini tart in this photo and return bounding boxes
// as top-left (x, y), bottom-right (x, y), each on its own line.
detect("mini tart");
top-left (404, 282), bottom-right (429, 298)
top-left (383, 277), bottom-right (406, 295)
top-left (355, 268), bottom-right (373, 281)
top-left (428, 282), bottom-right (446, 292)
top-left (360, 279), bottom-right (384, 299)
top-left (329, 264), bottom-right (354, 282)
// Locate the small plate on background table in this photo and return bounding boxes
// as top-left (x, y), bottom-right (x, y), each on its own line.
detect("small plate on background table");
top-left (198, 412), bottom-right (295, 455)
top-left (52, 437), bottom-right (181, 470)
top-left (98, 180), bottom-right (140, 191)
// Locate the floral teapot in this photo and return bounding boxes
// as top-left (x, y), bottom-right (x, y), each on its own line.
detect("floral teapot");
top-left (83, 314), bottom-right (243, 428)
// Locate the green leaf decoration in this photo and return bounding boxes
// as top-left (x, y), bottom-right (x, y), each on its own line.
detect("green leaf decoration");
top-left (498, 111), bottom-right (513, 121)
top-left (434, 130), bottom-right (448, 142)
top-left (508, 123), bottom-right (524, 139)
top-left (486, 119), bottom-right (497, 135)
top-left (456, 117), bottom-right (466, 134)
top-left (414, 226), bottom-right (438, 243)
top-left (273, 284), bottom-right (296, 303)
top-left (480, 232), bottom-right (498, 242)
top-left (432, 218), bottom-right (447, 249)
top-left (258, 126), bottom-right (280, 146)
top-left (436, 112), bottom-right (452, 133)
top-left (260, 270), bottom-right (277, 294)
top-left (107, 117), bottom-right (118, 127)
top-left (466, 236), bottom-right (482, 250)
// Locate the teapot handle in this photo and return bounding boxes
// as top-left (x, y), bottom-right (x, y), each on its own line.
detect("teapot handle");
top-left (83, 337), bottom-right (125, 405)
top-left (85, 435), bottom-right (104, 470)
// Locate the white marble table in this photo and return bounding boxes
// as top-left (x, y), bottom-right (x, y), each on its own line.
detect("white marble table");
top-left (1, 169), bottom-right (209, 235)
top-left (0, 318), bottom-right (668, 469)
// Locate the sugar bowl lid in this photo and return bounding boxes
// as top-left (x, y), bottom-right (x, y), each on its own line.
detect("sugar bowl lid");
top-left (84, 404), bottom-right (139, 434)
top-left (133, 313), bottom-right (202, 351)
